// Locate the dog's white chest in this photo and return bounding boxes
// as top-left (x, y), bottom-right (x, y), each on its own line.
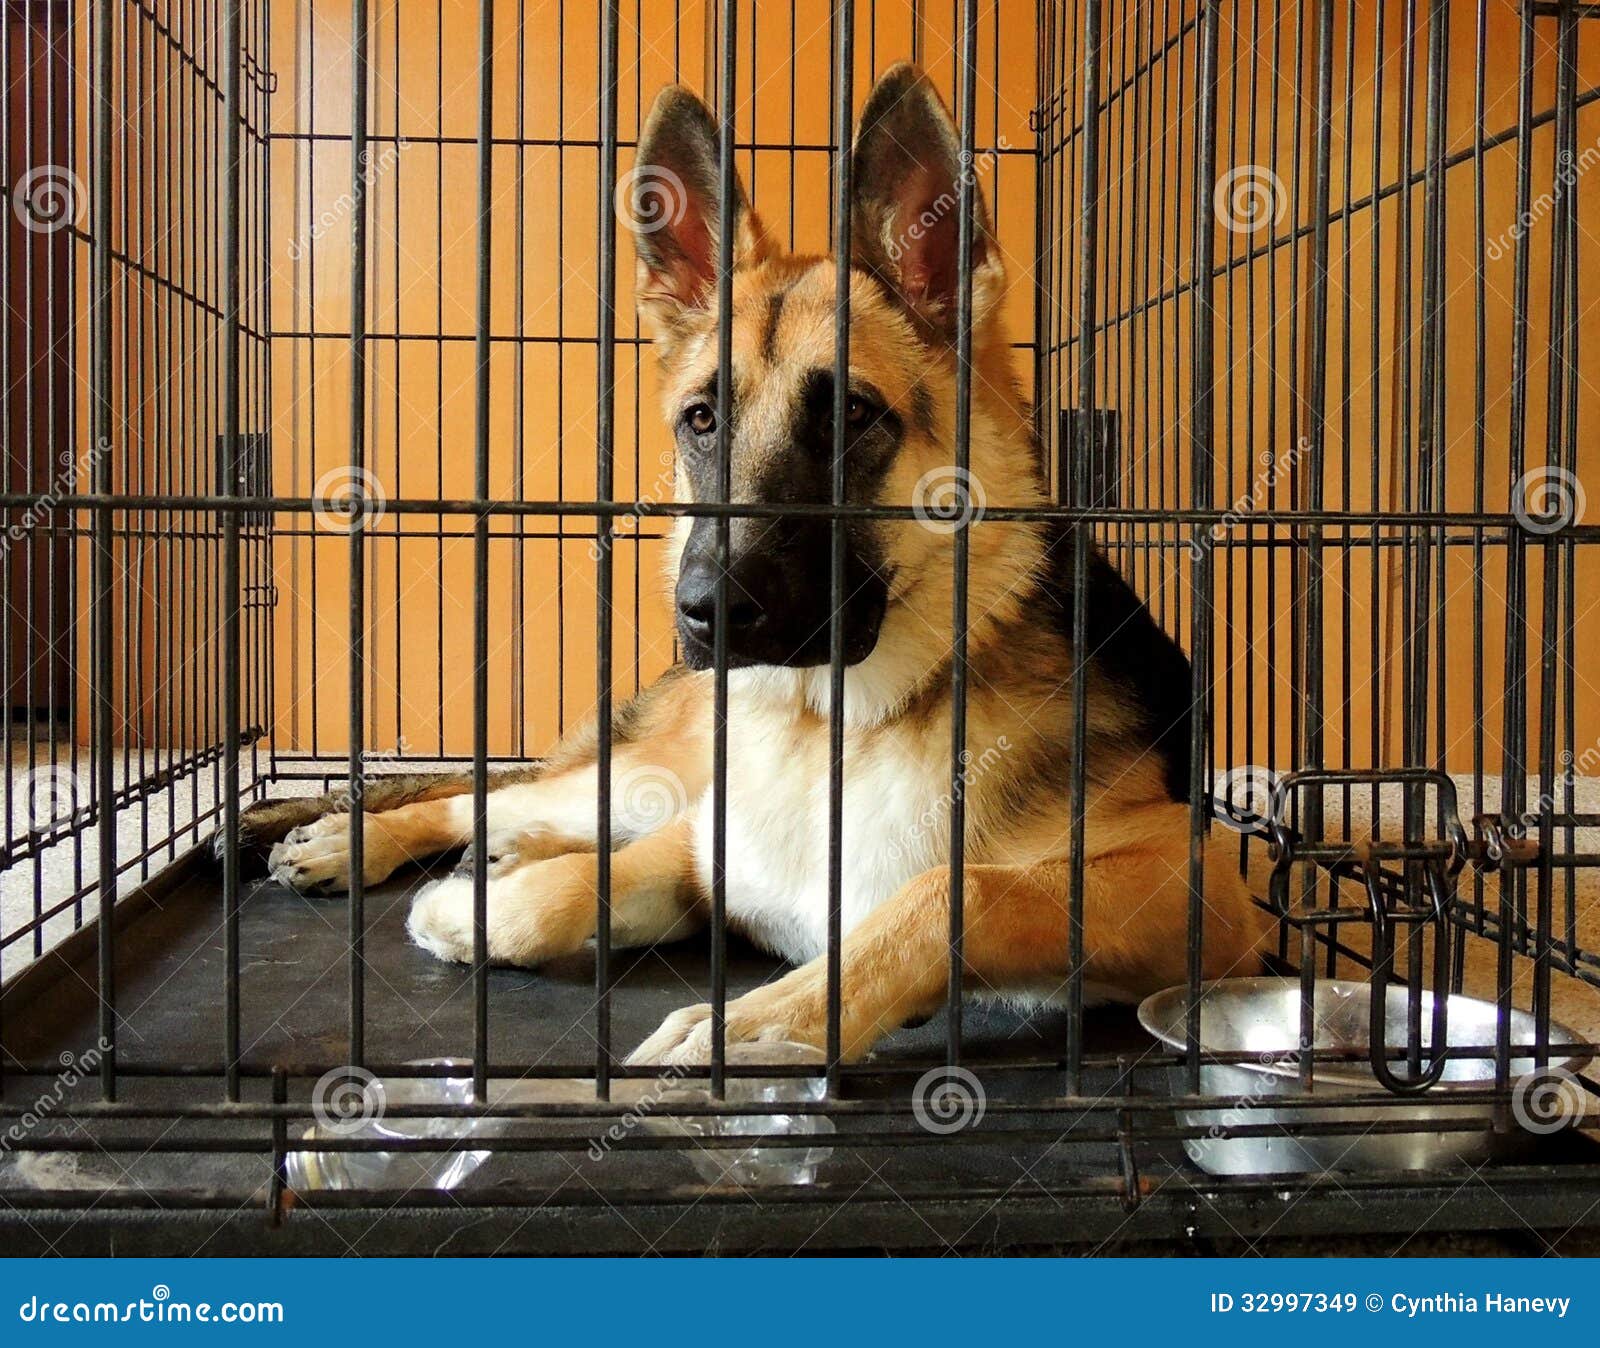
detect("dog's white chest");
top-left (690, 709), bottom-right (946, 963)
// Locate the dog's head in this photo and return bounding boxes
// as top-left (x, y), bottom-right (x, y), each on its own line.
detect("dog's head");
top-left (628, 65), bottom-right (1039, 688)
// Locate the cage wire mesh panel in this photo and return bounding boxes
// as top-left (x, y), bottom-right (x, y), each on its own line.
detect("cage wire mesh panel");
top-left (1, 0), bottom-right (1599, 1254)
top-left (268, 0), bottom-right (1037, 770)
top-left (0, 1), bottom-right (274, 982)
top-left (1039, 0), bottom-right (1600, 1013)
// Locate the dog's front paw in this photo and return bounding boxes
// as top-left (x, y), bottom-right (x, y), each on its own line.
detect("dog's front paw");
top-left (406, 855), bottom-right (597, 966)
top-left (627, 978), bottom-right (827, 1066)
top-left (454, 827), bottom-right (545, 879)
top-left (405, 876), bottom-right (478, 962)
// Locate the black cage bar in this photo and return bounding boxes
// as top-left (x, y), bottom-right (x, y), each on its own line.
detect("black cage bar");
top-left (1, 0), bottom-right (1599, 1255)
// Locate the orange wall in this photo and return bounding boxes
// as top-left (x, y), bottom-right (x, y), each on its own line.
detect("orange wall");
top-left (1050, 0), bottom-right (1600, 777)
top-left (266, 0), bottom-right (1039, 759)
top-left (265, 0), bottom-right (1597, 776)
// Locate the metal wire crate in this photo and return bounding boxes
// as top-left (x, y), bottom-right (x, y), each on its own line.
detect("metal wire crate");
top-left (2, 0), bottom-right (1599, 1256)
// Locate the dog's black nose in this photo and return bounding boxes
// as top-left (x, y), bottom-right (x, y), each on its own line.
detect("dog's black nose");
top-left (675, 551), bottom-right (771, 650)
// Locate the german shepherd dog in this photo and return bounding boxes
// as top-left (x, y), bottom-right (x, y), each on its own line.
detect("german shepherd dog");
top-left (243, 66), bottom-right (1267, 1064)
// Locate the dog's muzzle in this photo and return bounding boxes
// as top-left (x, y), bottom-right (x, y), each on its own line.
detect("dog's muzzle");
top-left (674, 528), bottom-right (887, 670)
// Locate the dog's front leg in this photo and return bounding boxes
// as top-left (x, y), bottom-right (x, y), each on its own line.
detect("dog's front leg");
top-left (628, 837), bottom-right (1268, 1064)
top-left (629, 865), bottom-right (965, 1065)
top-left (406, 813), bottom-right (706, 965)
top-left (265, 666), bottom-right (710, 894)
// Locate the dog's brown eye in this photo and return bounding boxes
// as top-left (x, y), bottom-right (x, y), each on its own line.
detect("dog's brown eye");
top-left (686, 403), bottom-right (716, 436)
top-left (846, 395), bottom-right (871, 428)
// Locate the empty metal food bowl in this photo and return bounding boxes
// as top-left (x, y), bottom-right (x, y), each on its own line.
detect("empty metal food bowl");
top-left (1138, 977), bottom-right (1592, 1175)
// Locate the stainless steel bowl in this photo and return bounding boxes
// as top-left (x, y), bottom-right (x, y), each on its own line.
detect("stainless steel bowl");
top-left (1138, 977), bottom-right (1592, 1175)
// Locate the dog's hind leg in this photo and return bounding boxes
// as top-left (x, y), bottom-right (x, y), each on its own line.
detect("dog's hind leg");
top-left (629, 808), bottom-right (1269, 1064)
top-left (228, 769), bottom-right (542, 865)
top-left (405, 814), bottom-right (706, 964)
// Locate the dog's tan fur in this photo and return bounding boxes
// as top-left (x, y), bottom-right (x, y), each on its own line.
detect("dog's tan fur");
top-left (250, 67), bottom-right (1268, 1064)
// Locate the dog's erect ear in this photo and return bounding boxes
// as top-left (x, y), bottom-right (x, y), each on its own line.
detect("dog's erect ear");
top-left (630, 86), bottom-right (771, 337)
top-left (849, 64), bottom-right (1003, 339)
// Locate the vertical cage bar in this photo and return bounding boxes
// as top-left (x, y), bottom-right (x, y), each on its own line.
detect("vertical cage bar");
top-left (90, 0), bottom-right (117, 1100)
top-left (1497, 0), bottom-right (1538, 1091)
top-left (261, 0), bottom-right (278, 798)
top-left (946, 0), bottom-right (979, 1068)
top-left (0, 1), bottom-right (12, 988)
top-left (1184, 0), bottom-right (1221, 1096)
top-left (471, 0), bottom-right (497, 1099)
top-left (1533, 2), bottom-right (1580, 1063)
top-left (710, 0), bottom-right (738, 1097)
top-left (1300, 0), bottom-right (1334, 781)
top-left (1466, 0), bottom-right (1489, 965)
top-left (1411, 0), bottom-right (1450, 1028)
top-left (1292, 0), bottom-right (1337, 1070)
top-left (1066, 0), bottom-right (1101, 1096)
top-left (1557, 2), bottom-right (1581, 971)
top-left (1031, 0), bottom-right (1048, 446)
top-left (220, 0), bottom-right (245, 1102)
top-left (595, 0), bottom-right (622, 1098)
top-left (826, 0), bottom-right (856, 1084)
top-left (1408, 0), bottom-right (1448, 771)
top-left (346, 0), bottom-right (370, 1069)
